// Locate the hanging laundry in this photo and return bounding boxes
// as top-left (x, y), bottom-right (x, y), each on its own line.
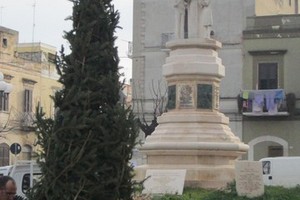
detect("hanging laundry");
top-left (265, 91), bottom-right (277, 114)
top-left (242, 91), bottom-right (249, 99)
top-left (240, 89), bottom-right (286, 115)
top-left (243, 101), bottom-right (247, 107)
top-left (265, 91), bottom-right (275, 111)
top-left (253, 93), bottom-right (264, 113)
top-left (275, 90), bottom-right (284, 100)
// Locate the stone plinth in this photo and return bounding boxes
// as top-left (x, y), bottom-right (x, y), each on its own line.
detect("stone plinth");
top-left (235, 161), bottom-right (264, 198)
top-left (135, 38), bottom-right (248, 189)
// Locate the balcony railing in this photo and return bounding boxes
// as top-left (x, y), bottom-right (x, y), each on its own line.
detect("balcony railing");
top-left (245, 15), bottom-right (300, 31)
top-left (239, 89), bottom-right (291, 116)
top-left (20, 112), bottom-right (35, 131)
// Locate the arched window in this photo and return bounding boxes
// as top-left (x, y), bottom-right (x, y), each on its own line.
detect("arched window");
top-left (248, 136), bottom-right (288, 161)
top-left (0, 143), bottom-right (9, 166)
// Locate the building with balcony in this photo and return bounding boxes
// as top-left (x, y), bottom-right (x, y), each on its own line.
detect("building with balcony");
top-left (242, 13), bottom-right (300, 160)
top-left (0, 26), bottom-right (61, 166)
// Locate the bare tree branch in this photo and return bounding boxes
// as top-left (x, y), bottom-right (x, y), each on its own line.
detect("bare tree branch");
top-left (133, 79), bottom-right (168, 138)
top-left (0, 106), bottom-right (36, 133)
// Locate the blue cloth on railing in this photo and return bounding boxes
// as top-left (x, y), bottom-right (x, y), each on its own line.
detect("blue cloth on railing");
top-left (253, 93), bottom-right (264, 112)
top-left (275, 90), bottom-right (284, 100)
top-left (241, 89), bottom-right (284, 101)
top-left (265, 91), bottom-right (276, 111)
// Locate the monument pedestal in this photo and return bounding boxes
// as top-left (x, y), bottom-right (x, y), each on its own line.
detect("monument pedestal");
top-left (135, 39), bottom-right (248, 189)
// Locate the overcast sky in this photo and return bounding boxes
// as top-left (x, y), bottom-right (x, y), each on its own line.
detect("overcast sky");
top-left (0, 0), bottom-right (133, 82)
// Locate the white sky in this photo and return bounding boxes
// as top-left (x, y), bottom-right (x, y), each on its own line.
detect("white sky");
top-left (0, 0), bottom-right (133, 83)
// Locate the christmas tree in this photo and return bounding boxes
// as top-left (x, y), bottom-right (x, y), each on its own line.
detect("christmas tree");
top-left (31, 0), bottom-right (138, 199)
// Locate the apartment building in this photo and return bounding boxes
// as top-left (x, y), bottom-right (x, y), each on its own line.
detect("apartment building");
top-left (242, 13), bottom-right (300, 160)
top-left (0, 26), bottom-right (61, 165)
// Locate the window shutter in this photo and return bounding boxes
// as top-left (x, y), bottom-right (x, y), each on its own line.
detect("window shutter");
top-left (24, 90), bottom-right (28, 112)
top-left (4, 93), bottom-right (9, 111)
top-left (24, 89), bottom-right (33, 112)
top-left (0, 143), bottom-right (9, 166)
top-left (0, 91), bottom-right (3, 111)
top-left (29, 90), bottom-right (33, 112)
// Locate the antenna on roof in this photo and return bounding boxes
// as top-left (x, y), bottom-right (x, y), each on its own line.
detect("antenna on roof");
top-left (31, 0), bottom-right (36, 60)
top-left (0, 6), bottom-right (4, 25)
top-left (32, 0), bottom-right (36, 43)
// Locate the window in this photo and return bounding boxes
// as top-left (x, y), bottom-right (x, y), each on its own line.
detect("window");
top-left (249, 50), bottom-right (286, 90)
top-left (258, 63), bottom-right (278, 89)
top-left (48, 53), bottom-right (56, 64)
top-left (0, 92), bottom-right (9, 111)
top-left (22, 173), bottom-right (41, 194)
top-left (0, 143), bottom-right (9, 166)
top-left (22, 145), bottom-right (32, 160)
top-left (24, 89), bottom-right (33, 112)
top-left (268, 146), bottom-right (283, 157)
top-left (2, 38), bottom-right (7, 48)
top-left (262, 161), bottom-right (270, 175)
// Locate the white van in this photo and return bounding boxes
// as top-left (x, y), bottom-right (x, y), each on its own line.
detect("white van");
top-left (260, 157), bottom-right (300, 188)
top-left (0, 160), bottom-right (41, 198)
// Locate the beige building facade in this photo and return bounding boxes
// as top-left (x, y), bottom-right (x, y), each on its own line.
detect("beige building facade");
top-left (0, 26), bottom-right (61, 166)
top-left (255, 0), bottom-right (299, 16)
top-left (242, 14), bottom-right (300, 160)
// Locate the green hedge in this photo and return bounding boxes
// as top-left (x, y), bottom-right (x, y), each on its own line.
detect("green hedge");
top-left (152, 182), bottom-right (300, 200)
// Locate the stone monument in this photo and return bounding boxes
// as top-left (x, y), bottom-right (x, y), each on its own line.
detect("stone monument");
top-left (235, 161), bottom-right (264, 198)
top-left (135, 0), bottom-right (248, 189)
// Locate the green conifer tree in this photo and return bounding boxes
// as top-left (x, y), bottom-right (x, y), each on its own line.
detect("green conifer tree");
top-left (30, 0), bottom-right (138, 199)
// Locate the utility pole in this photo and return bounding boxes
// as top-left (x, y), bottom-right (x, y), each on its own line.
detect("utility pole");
top-left (32, 1), bottom-right (36, 44)
top-left (30, 1), bottom-right (36, 61)
top-left (0, 6), bottom-right (4, 25)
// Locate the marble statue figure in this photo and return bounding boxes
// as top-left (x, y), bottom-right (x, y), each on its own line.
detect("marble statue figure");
top-left (175, 0), bottom-right (213, 39)
top-left (174, 0), bottom-right (190, 39)
top-left (198, 0), bottom-right (213, 38)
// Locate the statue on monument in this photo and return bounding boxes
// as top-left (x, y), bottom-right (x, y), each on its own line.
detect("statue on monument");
top-left (175, 0), bottom-right (213, 39)
top-left (174, 0), bottom-right (191, 39)
top-left (198, 0), bottom-right (213, 38)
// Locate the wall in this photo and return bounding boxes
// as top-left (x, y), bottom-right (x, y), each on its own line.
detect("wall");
top-left (243, 119), bottom-right (300, 160)
top-left (255, 0), bottom-right (298, 16)
top-left (0, 26), bottom-right (18, 62)
top-left (243, 37), bottom-right (300, 97)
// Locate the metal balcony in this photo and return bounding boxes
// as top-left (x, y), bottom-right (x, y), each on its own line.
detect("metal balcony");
top-left (239, 89), bottom-right (291, 116)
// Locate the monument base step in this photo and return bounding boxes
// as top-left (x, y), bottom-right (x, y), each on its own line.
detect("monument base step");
top-left (134, 164), bottom-right (236, 189)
